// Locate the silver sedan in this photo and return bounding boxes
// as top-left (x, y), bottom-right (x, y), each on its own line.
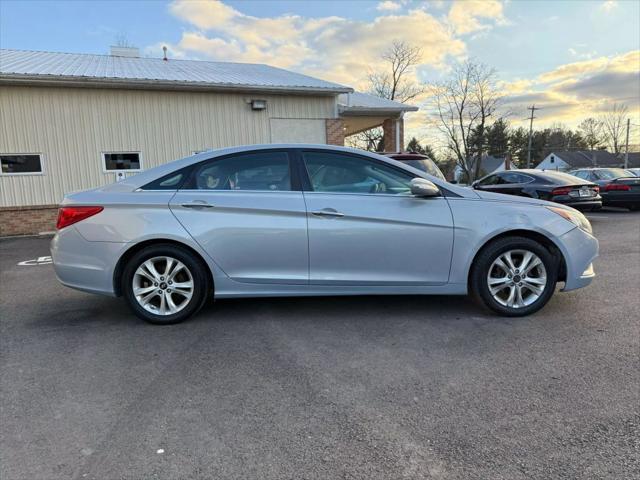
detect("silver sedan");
top-left (51, 145), bottom-right (598, 324)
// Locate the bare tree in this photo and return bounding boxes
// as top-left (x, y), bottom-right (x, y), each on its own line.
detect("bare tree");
top-left (601, 103), bottom-right (628, 154)
top-left (368, 41), bottom-right (425, 104)
top-left (427, 60), bottom-right (501, 182)
top-left (578, 117), bottom-right (604, 151)
top-left (347, 41), bottom-right (424, 152)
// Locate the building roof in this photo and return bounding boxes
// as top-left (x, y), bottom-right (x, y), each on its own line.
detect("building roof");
top-left (0, 49), bottom-right (353, 95)
top-left (549, 150), bottom-right (620, 168)
top-left (338, 91), bottom-right (418, 115)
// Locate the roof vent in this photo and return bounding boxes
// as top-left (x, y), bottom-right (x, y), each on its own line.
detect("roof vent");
top-left (110, 46), bottom-right (140, 58)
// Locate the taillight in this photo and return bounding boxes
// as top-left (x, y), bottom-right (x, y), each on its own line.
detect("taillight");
top-left (56, 206), bottom-right (104, 229)
top-left (552, 187), bottom-right (573, 196)
top-left (604, 183), bottom-right (630, 191)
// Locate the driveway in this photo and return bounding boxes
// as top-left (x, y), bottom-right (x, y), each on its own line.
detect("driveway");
top-left (1, 211), bottom-right (638, 480)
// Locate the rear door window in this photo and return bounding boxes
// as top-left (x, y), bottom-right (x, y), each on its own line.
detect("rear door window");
top-left (190, 151), bottom-right (292, 191)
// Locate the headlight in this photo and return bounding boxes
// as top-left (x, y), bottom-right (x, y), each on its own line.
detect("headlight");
top-left (546, 206), bottom-right (592, 234)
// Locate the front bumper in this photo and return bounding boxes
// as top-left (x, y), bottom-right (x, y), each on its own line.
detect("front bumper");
top-left (50, 226), bottom-right (126, 297)
top-left (557, 226), bottom-right (598, 292)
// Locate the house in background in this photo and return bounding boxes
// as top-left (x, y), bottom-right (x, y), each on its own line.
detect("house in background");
top-left (0, 47), bottom-right (416, 235)
top-left (536, 150), bottom-right (622, 171)
top-left (454, 155), bottom-right (516, 183)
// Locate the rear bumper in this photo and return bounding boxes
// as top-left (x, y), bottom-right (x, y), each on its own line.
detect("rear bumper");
top-left (563, 199), bottom-right (602, 211)
top-left (557, 227), bottom-right (599, 292)
top-left (50, 227), bottom-right (125, 296)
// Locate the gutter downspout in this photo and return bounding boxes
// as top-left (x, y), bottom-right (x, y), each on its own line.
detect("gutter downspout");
top-left (395, 114), bottom-right (403, 152)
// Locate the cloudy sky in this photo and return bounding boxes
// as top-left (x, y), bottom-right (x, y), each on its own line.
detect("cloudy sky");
top-left (2, 0), bottom-right (639, 143)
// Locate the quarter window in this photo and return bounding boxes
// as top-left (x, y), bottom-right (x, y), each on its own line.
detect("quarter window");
top-left (1, 154), bottom-right (43, 174)
top-left (103, 152), bottom-right (141, 171)
top-left (303, 152), bottom-right (413, 195)
top-left (192, 151), bottom-right (291, 191)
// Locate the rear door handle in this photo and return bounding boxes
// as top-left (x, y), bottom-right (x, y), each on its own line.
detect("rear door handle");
top-left (311, 208), bottom-right (344, 218)
top-left (180, 200), bottom-right (214, 209)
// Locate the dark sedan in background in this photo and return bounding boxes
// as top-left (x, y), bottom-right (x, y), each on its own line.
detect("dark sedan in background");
top-left (472, 170), bottom-right (602, 211)
top-left (570, 168), bottom-right (640, 211)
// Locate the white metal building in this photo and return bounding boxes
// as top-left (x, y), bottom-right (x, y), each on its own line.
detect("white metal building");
top-left (0, 48), bottom-right (416, 235)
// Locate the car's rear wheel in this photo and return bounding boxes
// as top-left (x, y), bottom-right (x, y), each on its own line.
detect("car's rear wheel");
top-left (122, 244), bottom-right (209, 324)
top-left (470, 237), bottom-right (558, 316)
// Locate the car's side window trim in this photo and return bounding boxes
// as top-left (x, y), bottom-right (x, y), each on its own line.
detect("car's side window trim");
top-left (179, 149), bottom-right (301, 192)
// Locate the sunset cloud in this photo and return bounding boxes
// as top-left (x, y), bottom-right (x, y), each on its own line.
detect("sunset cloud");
top-left (157, 0), bottom-right (473, 88)
top-left (153, 1), bottom-right (638, 141)
top-left (501, 50), bottom-right (640, 129)
top-left (376, 1), bottom-right (402, 12)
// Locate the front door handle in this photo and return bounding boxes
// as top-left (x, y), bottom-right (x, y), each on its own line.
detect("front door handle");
top-left (180, 200), bottom-right (214, 209)
top-left (311, 208), bottom-right (344, 218)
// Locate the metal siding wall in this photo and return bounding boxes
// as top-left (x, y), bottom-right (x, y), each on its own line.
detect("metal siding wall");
top-left (0, 86), bottom-right (335, 206)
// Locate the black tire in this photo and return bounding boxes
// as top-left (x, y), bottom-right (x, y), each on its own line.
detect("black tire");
top-left (122, 244), bottom-right (210, 325)
top-left (470, 236), bottom-right (558, 317)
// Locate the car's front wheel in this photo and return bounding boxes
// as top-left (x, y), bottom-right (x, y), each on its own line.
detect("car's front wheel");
top-left (470, 236), bottom-right (558, 316)
top-left (122, 244), bottom-right (209, 324)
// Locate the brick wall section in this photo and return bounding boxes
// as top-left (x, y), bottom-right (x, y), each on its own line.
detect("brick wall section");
top-left (0, 205), bottom-right (59, 236)
top-left (383, 118), bottom-right (405, 152)
top-left (325, 119), bottom-right (345, 146)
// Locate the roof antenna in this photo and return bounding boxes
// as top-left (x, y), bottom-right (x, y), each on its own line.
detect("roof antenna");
top-left (162, 46), bottom-right (168, 62)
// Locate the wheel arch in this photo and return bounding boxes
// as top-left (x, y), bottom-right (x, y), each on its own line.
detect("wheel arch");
top-left (113, 238), bottom-right (214, 297)
top-left (468, 229), bottom-right (567, 286)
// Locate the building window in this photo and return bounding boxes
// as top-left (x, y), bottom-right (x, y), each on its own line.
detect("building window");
top-left (0, 154), bottom-right (43, 175)
top-left (102, 152), bottom-right (142, 172)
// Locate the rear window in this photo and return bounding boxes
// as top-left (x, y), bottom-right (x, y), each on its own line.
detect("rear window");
top-left (595, 168), bottom-right (633, 180)
top-left (401, 159), bottom-right (446, 181)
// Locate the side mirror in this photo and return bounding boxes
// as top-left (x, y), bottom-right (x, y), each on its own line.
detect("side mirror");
top-left (410, 178), bottom-right (440, 197)
top-left (449, 179), bottom-right (458, 184)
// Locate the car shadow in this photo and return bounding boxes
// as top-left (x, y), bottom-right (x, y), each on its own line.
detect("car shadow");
top-left (25, 292), bottom-right (499, 331)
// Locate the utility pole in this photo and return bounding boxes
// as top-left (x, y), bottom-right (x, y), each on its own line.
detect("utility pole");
top-left (526, 105), bottom-right (540, 168)
top-left (624, 118), bottom-right (630, 169)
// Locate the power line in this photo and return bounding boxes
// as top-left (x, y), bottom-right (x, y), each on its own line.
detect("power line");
top-left (526, 105), bottom-right (541, 169)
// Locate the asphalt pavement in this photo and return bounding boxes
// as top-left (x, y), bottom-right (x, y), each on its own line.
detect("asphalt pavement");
top-left (1, 210), bottom-right (639, 480)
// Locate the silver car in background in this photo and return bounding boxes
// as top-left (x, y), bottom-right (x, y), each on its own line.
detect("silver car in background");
top-left (51, 145), bottom-right (598, 324)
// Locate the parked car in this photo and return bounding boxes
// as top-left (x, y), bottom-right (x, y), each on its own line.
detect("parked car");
top-left (51, 145), bottom-right (598, 324)
top-left (383, 152), bottom-right (446, 181)
top-left (471, 170), bottom-right (602, 211)
top-left (569, 168), bottom-right (640, 210)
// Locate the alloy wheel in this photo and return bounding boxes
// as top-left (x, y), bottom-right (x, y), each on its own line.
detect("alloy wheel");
top-left (487, 249), bottom-right (547, 309)
top-left (132, 256), bottom-right (194, 316)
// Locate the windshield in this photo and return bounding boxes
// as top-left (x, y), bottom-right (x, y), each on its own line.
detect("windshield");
top-left (595, 168), bottom-right (634, 180)
top-left (402, 159), bottom-right (446, 181)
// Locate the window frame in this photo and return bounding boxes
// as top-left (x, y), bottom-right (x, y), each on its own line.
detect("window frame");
top-left (296, 149), bottom-right (419, 197)
top-left (0, 153), bottom-right (45, 176)
top-left (101, 151), bottom-right (143, 173)
top-left (180, 148), bottom-right (301, 193)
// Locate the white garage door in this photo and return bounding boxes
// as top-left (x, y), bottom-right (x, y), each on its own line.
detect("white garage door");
top-left (270, 118), bottom-right (326, 144)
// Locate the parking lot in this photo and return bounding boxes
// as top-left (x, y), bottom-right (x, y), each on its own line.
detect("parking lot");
top-left (1, 210), bottom-right (638, 480)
